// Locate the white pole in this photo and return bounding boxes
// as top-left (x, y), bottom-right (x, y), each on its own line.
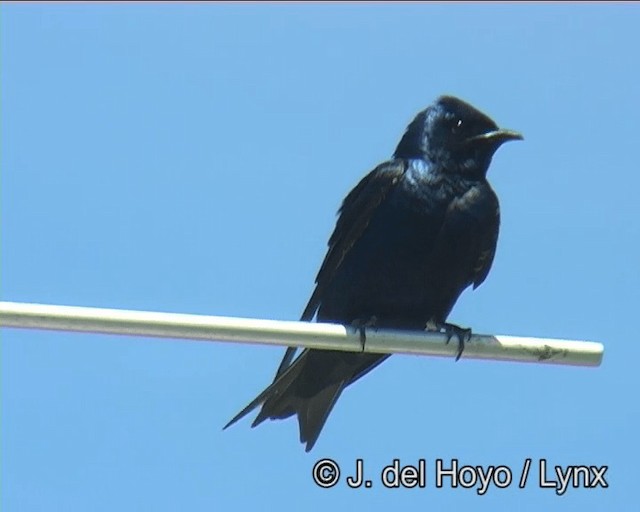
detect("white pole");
top-left (0, 301), bottom-right (603, 367)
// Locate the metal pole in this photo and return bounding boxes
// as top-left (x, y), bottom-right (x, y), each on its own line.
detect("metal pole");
top-left (0, 301), bottom-right (603, 367)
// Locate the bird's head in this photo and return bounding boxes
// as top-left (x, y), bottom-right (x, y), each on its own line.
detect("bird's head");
top-left (394, 95), bottom-right (523, 179)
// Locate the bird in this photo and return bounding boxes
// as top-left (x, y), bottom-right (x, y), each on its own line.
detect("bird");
top-left (224, 95), bottom-right (522, 452)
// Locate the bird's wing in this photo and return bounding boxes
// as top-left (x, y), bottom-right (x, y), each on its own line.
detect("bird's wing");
top-left (468, 187), bottom-right (500, 289)
top-left (307, 159), bottom-right (407, 318)
top-left (273, 160), bottom-right (407, 379)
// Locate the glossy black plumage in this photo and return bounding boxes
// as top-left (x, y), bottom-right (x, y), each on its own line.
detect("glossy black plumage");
top-left (224, 95), bottom-right (522, 451)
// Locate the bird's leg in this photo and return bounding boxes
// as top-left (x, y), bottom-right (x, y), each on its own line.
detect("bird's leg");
top-left (426, 320), bottom-right (471, 361)
top-left (351, 316), bottom-right (378, 352)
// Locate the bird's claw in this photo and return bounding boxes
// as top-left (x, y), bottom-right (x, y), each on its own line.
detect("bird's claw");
top-left (351, 316), bottom-right (378, 351)
top-left (428, 322), bottom-right (471, 361)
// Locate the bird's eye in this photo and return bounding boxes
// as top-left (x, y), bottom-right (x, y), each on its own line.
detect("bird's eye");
top-left (451, 119), bottom-right (463, 134)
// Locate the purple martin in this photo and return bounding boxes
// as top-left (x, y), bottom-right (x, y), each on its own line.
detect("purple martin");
top-left (224, 95), bottom-right (522, 451)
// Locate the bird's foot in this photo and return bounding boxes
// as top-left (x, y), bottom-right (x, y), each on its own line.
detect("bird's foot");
top-left (351, 316), bottom-right (378, 351)
top-left (427, 321), bottom-right (471, 361)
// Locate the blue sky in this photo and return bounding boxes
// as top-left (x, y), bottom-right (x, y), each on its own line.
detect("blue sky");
top-left (2, 3), bottom-right (638, 511)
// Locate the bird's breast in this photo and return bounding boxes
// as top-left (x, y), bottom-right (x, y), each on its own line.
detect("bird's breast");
top-left (318, 167), bottom-right (494, 328)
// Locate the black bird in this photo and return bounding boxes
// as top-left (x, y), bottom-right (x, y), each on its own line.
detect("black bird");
top-left (224, 95), bottom-right (522, 451)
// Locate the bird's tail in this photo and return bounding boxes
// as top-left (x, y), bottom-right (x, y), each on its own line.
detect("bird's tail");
top-left (223, 349), bottom-right (347, 452)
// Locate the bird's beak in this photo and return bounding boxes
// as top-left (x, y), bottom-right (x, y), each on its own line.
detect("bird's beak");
top-left (466, 129), bottom-right (524, 145)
